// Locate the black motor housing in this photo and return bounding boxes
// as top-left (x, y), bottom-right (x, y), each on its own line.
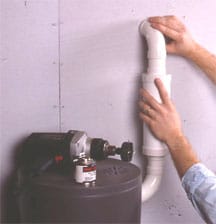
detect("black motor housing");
top-left (20, 131), bottom-right (134, 177)
top-left (20, 132), bottom-right (75, 176)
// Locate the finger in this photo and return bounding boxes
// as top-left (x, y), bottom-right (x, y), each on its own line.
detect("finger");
top-left (154, 78), bottom-right (171, 106)
top-left (139, 88), bottom-right (161, 111)
top-left (163, 15), bottom-right (186, 32)
top-left (139, 112), bottom-right (152, 126)
top-left (148, 15), bottom-right (185, 33)
top-left (166, 43), bottom-right (177, 54)
top-left (150, 22), bottom-right (181, 41)
top-left (138, 101), bottom-right (157, 119)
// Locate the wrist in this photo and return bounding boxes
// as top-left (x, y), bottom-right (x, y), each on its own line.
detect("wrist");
top-left (184, 41), bottom-right (201, 61)
top-left (165, 132), bottom-right (200, 178)
top-left (164, 131), bottom-right (185, 150)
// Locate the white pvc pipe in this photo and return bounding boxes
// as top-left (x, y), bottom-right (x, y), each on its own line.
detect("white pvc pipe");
top-left (141, 156), bottom-right (164, 202)
top-left (139, 21), bottom-right (172, 202)
top-left (142, 74), bottom-right (171, 157)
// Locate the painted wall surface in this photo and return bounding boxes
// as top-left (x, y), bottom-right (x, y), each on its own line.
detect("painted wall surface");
top-left (1, 0), bottom-right (216, 223)
top-left (1, 0), bottom-right (60, 222)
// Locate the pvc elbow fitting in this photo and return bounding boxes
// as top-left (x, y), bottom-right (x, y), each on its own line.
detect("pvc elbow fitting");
top-left (139, 21), bottom-right (166, 60)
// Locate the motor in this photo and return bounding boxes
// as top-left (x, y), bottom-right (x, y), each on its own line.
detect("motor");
top-left (19, 130), bottom-right (133, 184)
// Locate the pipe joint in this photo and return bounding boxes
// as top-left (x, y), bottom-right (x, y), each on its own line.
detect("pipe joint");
top-left (145, 156), bottom-right (165, 175)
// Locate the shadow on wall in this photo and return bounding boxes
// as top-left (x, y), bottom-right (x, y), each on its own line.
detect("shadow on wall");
top-left (1, 139), bottom-right (27, 223)
top-left (1, 20), bottom-right (149, 223)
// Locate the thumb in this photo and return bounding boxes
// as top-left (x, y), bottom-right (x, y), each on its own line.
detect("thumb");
top-left (166, 43), bottom-right (177, 54)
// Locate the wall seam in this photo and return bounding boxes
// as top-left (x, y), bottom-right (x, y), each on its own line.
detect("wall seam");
top-left (57, 0), bottom-right (62, 132)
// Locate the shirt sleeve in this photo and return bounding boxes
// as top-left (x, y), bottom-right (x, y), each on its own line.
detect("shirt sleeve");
top-left (182, 163), bottom-right (216, 224)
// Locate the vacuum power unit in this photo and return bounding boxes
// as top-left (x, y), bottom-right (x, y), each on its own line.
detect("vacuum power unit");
top-left (17, 130), bottom-right (141, 223)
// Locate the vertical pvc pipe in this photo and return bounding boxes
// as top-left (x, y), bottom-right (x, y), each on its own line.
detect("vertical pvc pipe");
top-left (139, 21), bottom-right (172, 201)
top-left (142, 74), bottom-right (171, 157)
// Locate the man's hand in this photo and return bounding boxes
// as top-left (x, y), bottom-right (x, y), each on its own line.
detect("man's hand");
top-left (139, 78), bottom-right (182, 145)
top-left (148, 15), bottom-right (197, 58)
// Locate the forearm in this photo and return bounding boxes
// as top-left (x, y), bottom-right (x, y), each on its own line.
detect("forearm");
top-left (187, 42), bottom-right (216, 84)
top-left (165, 134), bottom-right (200, 179)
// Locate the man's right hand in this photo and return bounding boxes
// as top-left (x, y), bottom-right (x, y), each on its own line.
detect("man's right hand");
top-left (148, 15), bottom-right (197, 58)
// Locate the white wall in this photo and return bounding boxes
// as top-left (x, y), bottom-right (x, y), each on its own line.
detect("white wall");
top-left (1, 0), bottom-right (216, 223)
top-left (1, 0), bottom-right (59, 222)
